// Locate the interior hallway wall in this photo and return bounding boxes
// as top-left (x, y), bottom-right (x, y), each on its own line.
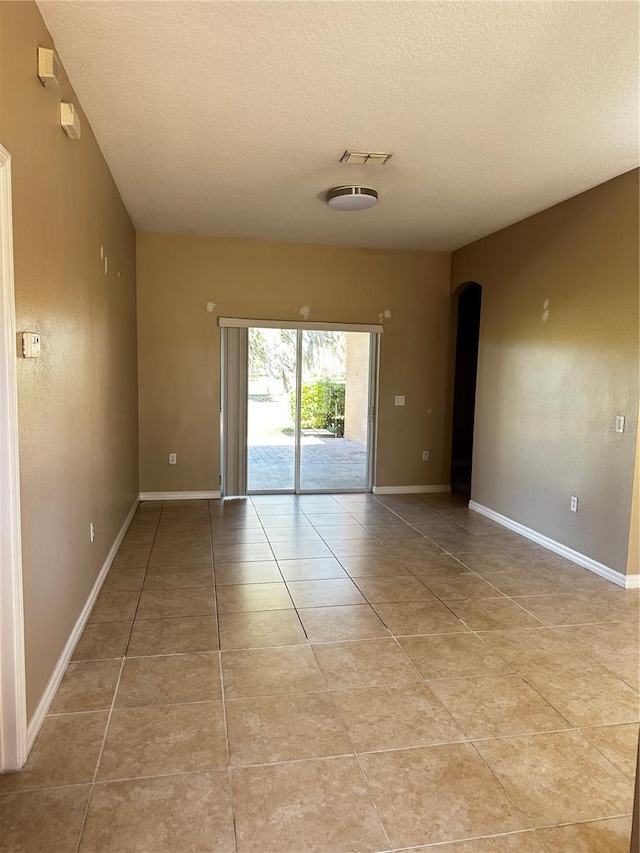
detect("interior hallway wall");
top-left (0, 1), bottom-right (139, 719)
top-left (136, 234), bottom-right (452, 493)
top-left (451, 170), bottom-right (639, 576)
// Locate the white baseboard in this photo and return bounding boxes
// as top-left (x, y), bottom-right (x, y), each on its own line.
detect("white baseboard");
top-left (373, 485), bottom-right (451, 495)
top-left (139, 491), bottom-right (221, 501)
top-left (26, 496), bottom-right (139, 751)
top-left (469, 500), bottom-right (635, 589)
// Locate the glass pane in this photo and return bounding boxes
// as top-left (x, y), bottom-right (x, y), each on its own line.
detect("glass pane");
top-left (247, 327), bottom-right (297, 491)
top-left (299, 330), bottom-right (370, 491)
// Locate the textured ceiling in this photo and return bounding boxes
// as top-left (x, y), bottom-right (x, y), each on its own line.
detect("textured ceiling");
top-left (38, 1), bottom-right (639, 251)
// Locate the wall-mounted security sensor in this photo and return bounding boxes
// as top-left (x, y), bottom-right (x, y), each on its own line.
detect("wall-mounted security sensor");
top-left (60, 102), bottom-right (81, 139)
top-left (38, 47), bottom-right (59, 88)
top-left (21, 332), bottom-right (41, 358)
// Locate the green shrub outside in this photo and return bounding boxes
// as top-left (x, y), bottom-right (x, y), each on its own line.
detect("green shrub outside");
top-left (290, 380), bottom-right (345, 435)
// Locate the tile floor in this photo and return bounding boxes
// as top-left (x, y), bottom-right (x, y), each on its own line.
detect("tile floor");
top-left (1, 492), bottom-right (638, 853)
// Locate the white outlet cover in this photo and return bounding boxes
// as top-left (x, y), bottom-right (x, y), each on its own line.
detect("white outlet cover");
top-left (395, 395), bottom-right (406, 406)
top-left (615, 416), bottom-right (625, 433)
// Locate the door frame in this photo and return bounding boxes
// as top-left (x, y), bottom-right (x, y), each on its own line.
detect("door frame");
top-left (0, 143), bottom-right (27, 771)
top-left (219, 317), bottom-right (382, 496)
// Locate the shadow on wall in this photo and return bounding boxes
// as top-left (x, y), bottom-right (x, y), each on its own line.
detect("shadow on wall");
top-left (450, 282), bottom-right (482, 496)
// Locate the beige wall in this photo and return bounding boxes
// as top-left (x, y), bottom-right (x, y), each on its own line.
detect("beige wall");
top-left (451, 170), bottom-right (639, 575)
top-left (0, 2), bottom-right (138, 719)
top-left (137, 234), bottom-right (451, 492)
top-left (344, 332), bottom-right (370, 445)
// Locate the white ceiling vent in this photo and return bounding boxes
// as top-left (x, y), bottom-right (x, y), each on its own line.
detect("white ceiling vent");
top-left (340, 151), bottom-right (393, 165)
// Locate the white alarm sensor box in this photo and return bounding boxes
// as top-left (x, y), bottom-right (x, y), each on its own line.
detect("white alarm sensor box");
top-left (22, 332), bottom-right (41, 358)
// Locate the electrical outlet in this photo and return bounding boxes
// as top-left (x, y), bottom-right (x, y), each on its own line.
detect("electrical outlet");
top-left (90, 522), bottom-right (95, 543)
top-left (422, 451), bottom-right (430, 461)
top-left (394, 395), bottom-right (405, 406)
top-left (169, 453), bottom-right (177, 464)
top-left (570, 496), bottom-right (578, 513)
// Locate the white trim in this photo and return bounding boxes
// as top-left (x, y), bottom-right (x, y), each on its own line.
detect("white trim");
top-left (371, 334), bottom-right (381, 491)
top-left (469, 500), bottom-right (635, 589)
top-left (365, 333), bottom-right (379, 493)
top-left (139, 491), bottom-right (221, 501)
top-left (218, 317), bottom-right (384, 334)
top-left (0, 144), bottom-right (27, 771)
top-left (373, 485), bottom-right (452, 495)
top-left (26, 497), bottom-right (139, 751)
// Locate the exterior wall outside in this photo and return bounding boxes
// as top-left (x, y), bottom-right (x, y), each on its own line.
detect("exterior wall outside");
top-left (344, 332), bottom-right (370, 446)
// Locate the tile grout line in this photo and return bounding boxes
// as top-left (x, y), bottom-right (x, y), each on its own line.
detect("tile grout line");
top-left (571, 726), bottom-right (640, 781)
top-left (208, 499), bottom-right (224, 664)
top-left (250, 496), bottom-right (313, 638)
top-left (213, 592), bottom-right (239, 853)
top-left (463, 725), bottom-right (537, 837)
top-left (307, 641), bottom-right (395, 853)
top-left (73, 653), bottom-right (127, 853)
top-left (123, 503), bottom-right (163, 657)
top-left (74, 500), bottom-right (163, 852)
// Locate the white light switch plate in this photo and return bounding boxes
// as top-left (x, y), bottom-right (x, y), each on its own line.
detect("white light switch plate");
top-left (394, 395), bottom-right (405, 406)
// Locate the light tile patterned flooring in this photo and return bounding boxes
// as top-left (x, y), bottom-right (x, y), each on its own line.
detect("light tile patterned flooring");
top-left (1, 493), bottom-right (638, 852)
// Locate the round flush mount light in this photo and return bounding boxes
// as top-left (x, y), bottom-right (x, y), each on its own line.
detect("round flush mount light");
top-left (326, 186), bottom-right (378, 211)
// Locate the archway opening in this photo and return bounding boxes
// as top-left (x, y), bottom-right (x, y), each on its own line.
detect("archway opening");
top-left (451, 282), bottom-right (482, 496)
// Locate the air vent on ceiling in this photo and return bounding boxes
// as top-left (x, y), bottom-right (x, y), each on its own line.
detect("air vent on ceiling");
top-left (340, 151), bottom-right (393, 165)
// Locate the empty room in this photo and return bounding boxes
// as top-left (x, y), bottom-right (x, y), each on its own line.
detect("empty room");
top-left (0, 2), bottom-right (638, 852)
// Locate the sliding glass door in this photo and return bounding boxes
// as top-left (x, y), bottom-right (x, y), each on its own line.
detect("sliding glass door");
top-left (247, 327), bottom-right (297, 491)
top-left (222, 320), bottom-right (379, 495)
top-left (299, 329), bottom-right (371, 491)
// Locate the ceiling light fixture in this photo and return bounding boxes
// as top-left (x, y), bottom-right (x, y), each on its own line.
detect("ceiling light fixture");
top-left (326, 186), bottom-right (378, 211)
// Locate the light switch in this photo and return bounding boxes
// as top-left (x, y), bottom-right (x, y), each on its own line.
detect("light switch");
top-left (615, 416), bottom-right (625, 433)
top-left (21, 332), bottom-right (41, 358)
top-left (394, 395), bottom-right (405, 406)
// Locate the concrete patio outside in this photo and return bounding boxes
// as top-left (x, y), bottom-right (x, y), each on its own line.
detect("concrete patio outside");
top-left (248, 435), bottom-right (368, 491)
